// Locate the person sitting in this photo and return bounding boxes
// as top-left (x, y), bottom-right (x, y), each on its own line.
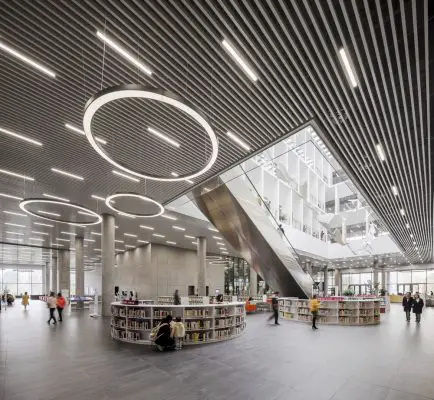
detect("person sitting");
top-left (154, 315), bottom-right (174, 351)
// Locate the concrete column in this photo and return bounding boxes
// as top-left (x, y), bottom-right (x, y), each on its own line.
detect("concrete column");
top-left (334, 186), bottom-right (339, 213)
top-left (373, 268), bottom-right (379, 295)
top-left (51, 253), bottom-right (58, 294)
top-left (75, 237), bottom-right (84, 308)
top-left (386, 271), bottom-right (391, 294)
top-left (381, 269), bottom-right (386, 290)
top-left (58, 249), bottom-right (70, 296)
top-left (334, 269), bottom-right (342, 296)
top-left (342, 218), bottom-right (347, 243)
top-left (135, 244), bottom-right (153, 298)
top-left (44, 261), bottom-right (50, 295)
top-left (197, 237), bottom-right (206, 296)
top-left (102, 213), bottom-right (115, 317)
top-left (250, 267), bottom-right (258, 296)
top-left (323, 266), bottom-right (329, 295)
top-left (365, 209), bottom-right (370, 236)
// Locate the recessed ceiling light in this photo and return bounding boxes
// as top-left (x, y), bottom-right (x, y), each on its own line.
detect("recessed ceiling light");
top-left (34, 222), bottom-right (53, 227)
top-left (61, 231), bottom-right (76, 236)
top-left (226, 131), bottom-right (251, 151)
top-left (166, 241), bottom-right (177, 245)
top-left (161, 214), bottom-right (177, 221)
top-left (0, 168), bottom-right (34, 181)
top-left (96, 31), bottom-right (152, 76)
top-left (0, 127), bottom-right (42, 146)
top-left (51, 168), bottom-right (84, 181)
top-left (400, 209), bottom-right (405, 216)
top-left (38, 210), bottom-right (61, 217)
top-left (5, 222), bottom-right (25, 228)
top-left (112, 170), bottom-right (140, 183)
top-left (413, 241), bottom-right (416, 245)
top-left (415, 247), bottom-right (418, 250)
top-left (31, 231), bottom-right (49, 235)
top-left (185, 235), bottom-right (195, 239)
top-left (339, 48), bottom-right (357, 87)
top-left (140, 225), bottom-right (154, 231)
top-left (91, 232), bottom-right (101, 236)
top-left (5, 231), bottom-right (24, 235)
top-left (410, 234), bottom-right (413, 238)
top-left (391, 186), bottom-right (398, 196)
top-left (91, 195), bottom-right (106, 201)
top-left (171, 172), bottom-right (179, 177)
top-left (406, 223), bottom-right (410, 229)
top-left (147, 127), bottom-right (180, 148)
top-left (185, 179), bottom-right (194, 184)
top-left (43, 193), bottom-right (70, 202)
top-left (3, 211), bottom-right (27, 217)
top-left (152, 233), bottom-right (165, 238)
top-left (0, 193), bottom-right (23, 200)
top-left (124, 233), bottom-right (137, 238)
top-left (0, 40), bottom-right (55, 77)
top-left (375, 143), bottom-right (386, 162)
top-left (172, 226), bottom-right (185, 231)
top-left (222, 39), bottom-right (258, 82)
top-left (65, 123), bottom-right (107, 145)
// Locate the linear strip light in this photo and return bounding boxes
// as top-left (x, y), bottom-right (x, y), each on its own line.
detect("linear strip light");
top-left (91, 232), bottom-right (102, 236)
top-left (140, 225), bottom-right (154, 230)
top-left (5, 231), bottom-right (24, 235)
top-left (0, 193), bottom-right (23, 200)
top-left (0, 168), bottom-right (34, 181)
top-left (114, 239), bottom-right (124, 243)
top-left (51, 168), bottom-right (84, 181)
top-left (125, 245), bottom-right (135, 248)
top-left (112, 170), bottom-right (140, 182)
top-left (226, 131), bottom-right (251, 151)
top-left (400, 209), bottom-right (405, 216)
top-left (172, 226), bottom-right (185, 231)
top-left (161, 214), bottom-right (177, 221)
top-left (0, 127), bottom-right (42, 146)
top-left (30, 237), bottom-right (45, 241)
top-left (152, 233), bottom-right (165, 238)
top-left (31, 231), bottom-right (49, 235)
top-left (51, 243), bottom-right (63, 247)
top-left (5, 222), bottom-right (25, 227)
top-left (61, 231), bottom-right (76, 236)
top-left (375, 143), bottom-right (386, 162)
top-left (208, 227), bottom-right (218, 232)
top-left (78, 210), bottom-right (95, 217)
top-left (339, 48), bottom-right (357, 88)
top-left (166, 241), bottom-right (177, 245)
top-left (148, 127), bottom-right (180, 148)
top-left (185, 179), bottom-right (194, 184)
top-left (391, 186), bottom-right (399, 196)
top-left (38, 210), bottom-right (61, 217)
top-left (91, 195), bottom-right (106, 201)
top-left (84, 239), bottom-right (95, 242)
top-left (124, 233), bottom-right (137, 238)
top-left (213, 236), bottom-right (223, 240)
top-left (171, 172), bottom-right (179, 177)
top-left (43, 193), bottom-right (70, 202)
top-left (6, 237), bottom-right (23, 242)
top-left (216, 242), bottom-right (225, 246)
top-left (96, 31), bottom-right (152, 76)
top-left (34, 222), bottom-right (53, 227)
top-left (137, 240), bottom-right (148, 244)
top-left (222, 39), bottom-right (258, 82)
top-left (65, 123), bottom-right (107, 145)
top-left (185, 235), bottom-right (195, 239)
top-left (3, 210), bottom-right (27, 217)
top-left (56, 238), bottom-right (70, 242)
top-left (0, 40), bottom-right (56, 77)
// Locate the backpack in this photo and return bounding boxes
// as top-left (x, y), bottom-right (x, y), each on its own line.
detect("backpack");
top-left (150, 322), bottom-right (168, 342)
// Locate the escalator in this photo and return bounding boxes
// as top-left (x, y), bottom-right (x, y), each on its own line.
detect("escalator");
top-left (191, 171), bottom-right (313, 298)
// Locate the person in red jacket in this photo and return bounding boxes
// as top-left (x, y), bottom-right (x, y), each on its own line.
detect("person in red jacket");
top-left (56, 292), bottom-right (66, 322)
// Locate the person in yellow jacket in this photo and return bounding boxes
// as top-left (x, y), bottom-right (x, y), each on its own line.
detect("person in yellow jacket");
top-left (21, 291), bottom-right (29, 311)
top-left (310, 294), bottom-right (320, 330)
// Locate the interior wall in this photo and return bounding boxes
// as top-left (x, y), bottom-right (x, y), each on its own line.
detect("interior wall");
top-left (112, 243), bottom-right (225, 299)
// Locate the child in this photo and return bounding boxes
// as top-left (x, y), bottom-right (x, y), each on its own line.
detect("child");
top-left (21, 291), bottom-right (29, 311)
top-left (171, 316), bottom-right (185, 350)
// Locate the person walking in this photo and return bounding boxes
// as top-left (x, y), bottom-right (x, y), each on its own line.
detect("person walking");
top-left (413, 292), bottom-right (424, 324)
top-left (402, 292), bottom-right (414, 322)
top-left (310, 294), bottom-right (320, 330)
top-left (47, 292), bottom-right (57, 325)
top-left (21, 291), bottom-right (29, 311)
top-left (267, 292), bottom-right (280, 325)
top-left (56, 292), bottom-right (66, 322)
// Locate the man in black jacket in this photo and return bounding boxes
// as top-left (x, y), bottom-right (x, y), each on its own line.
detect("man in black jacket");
top-left (402, 292), bottom-right (414, 322)
top-left (267, 292), bottom-right (280, 325)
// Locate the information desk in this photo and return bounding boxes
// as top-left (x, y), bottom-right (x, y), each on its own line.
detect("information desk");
top-left (278, 298), bottom-right (381, 326)
top-left (111, 302), bottom-right (246, 345)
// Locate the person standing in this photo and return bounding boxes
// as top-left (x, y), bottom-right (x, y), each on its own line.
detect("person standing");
top-left (171, 316), bottom-right (186, 350)
top-left (21, 292), bottom-right (29, 311)
top-left (402, 292), bottom-right (414, 322)
top-left (310, 294), bottom-right (320, 330)
top-left (173, 289), bottom-right (181, 305)
top-left (413, 292), bottom-right (424, 324)
top-left (47, 292), bottom-right (57, 325)
top-left (56, 292), bottom-right (66, 322)
top-left (267, 292), bottom-right (280, 325)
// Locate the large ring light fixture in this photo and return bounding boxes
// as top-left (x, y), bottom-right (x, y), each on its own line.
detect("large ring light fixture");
top-left (105, 193), bottom-right (164, 218)
top-left (19, 198), bottom-right (102, 226)
top-left (83, 84), bottom-right (219, 182)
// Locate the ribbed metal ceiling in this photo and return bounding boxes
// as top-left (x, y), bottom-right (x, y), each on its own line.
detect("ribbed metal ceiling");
top-left (0, 0), bottom-right (432, 263)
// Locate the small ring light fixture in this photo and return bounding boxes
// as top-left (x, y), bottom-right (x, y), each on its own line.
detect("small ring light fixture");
top-left (83, 84), bottom-right (219, 182)
top-left (105, 193), bottom-right (164, 218)
top-left (19, 198), bottom-right (102, 226)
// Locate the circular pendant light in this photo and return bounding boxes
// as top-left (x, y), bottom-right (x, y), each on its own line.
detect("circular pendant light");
top-left (105, 193), bottom-right (164, 218)
top-left (19, 198), bottom-right (102, 226)
top-left (83, 84), bottom-right (218, 182)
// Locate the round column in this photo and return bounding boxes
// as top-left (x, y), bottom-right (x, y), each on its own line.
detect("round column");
top-left (102, 213), bottom-right (115, 317)
top-left (250, 267), bottom-right (258, 296)
top-left (197, 237), bottom-right (206, 296)
top-left (58, 249), bottom-right (70, 296)
top-left (75, 236), bottom-right (85, 308)
top-left (51, 253), bottom-right (58, 294)
top-left (44, 261), bottom-right (50, 295)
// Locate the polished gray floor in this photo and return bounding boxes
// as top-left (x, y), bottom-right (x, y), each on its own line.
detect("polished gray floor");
top-left (1, 301), bottom-right (434, 400)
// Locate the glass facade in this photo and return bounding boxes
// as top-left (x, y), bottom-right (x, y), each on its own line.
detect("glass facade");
top-left (223, 257), bottom-right (251, 295)
top-left (0, 268), bottom-right (43, 295)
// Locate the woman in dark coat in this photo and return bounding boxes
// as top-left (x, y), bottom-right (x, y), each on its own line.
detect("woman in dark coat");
top-left (412, 293), bottom-right (424, 324)
top-left (402, 292), bottom-right (414, 322)
top-left (154, 315), bottom-right (174, 351)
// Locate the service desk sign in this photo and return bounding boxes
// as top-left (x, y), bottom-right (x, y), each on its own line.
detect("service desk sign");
top-left (121, 299), bottom-right (139, 305)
